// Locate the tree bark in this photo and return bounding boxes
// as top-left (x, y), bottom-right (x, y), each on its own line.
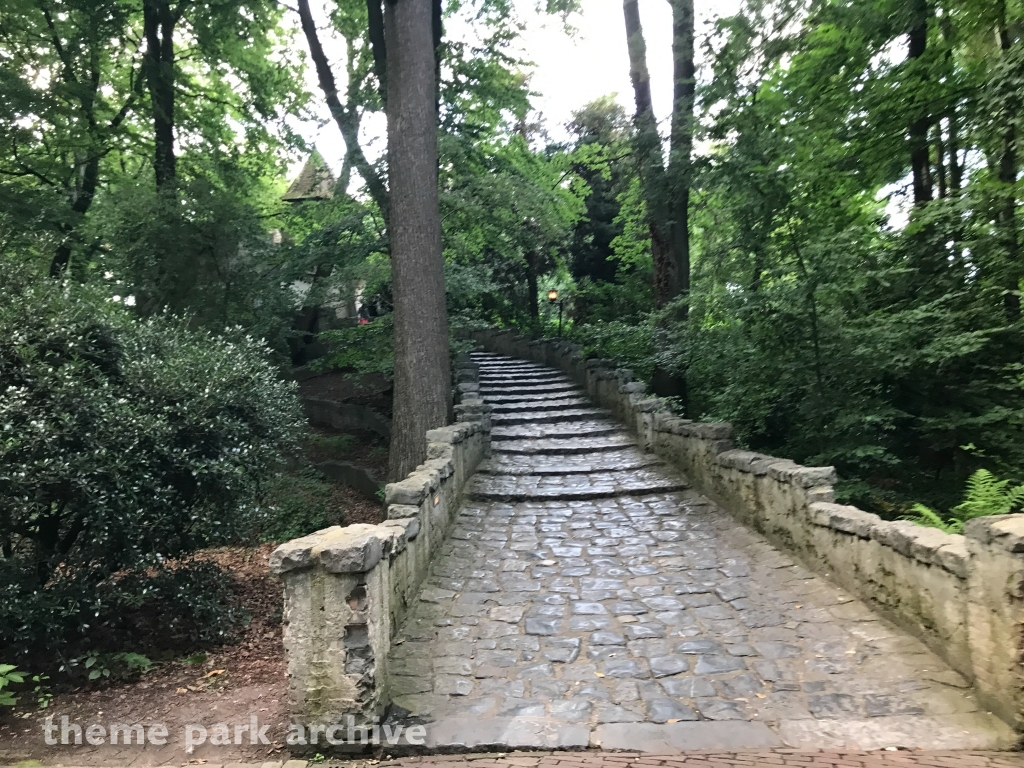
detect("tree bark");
top-left (996, 14), bottom-right (1019, 320)
top-left (385, 0), bottom-right (452, 482)
top-left (525, 251), bottom-right (539, 324)
top-left (50, 155), bottom-right (100, 276)
top-left (432, 0), bottom-right (443, 112)
top-left (143, 0), bottom-right (177, 189)
top-left (908, 0), bottom-right (932, 206)
top-left (935, 122), bottom-right (947, 199)
top-left (366, 0), bottom-right (388, 106)
top-left (299, 0), bottom-right (390, 224)
top-left (623, 0), bottom-right (672, 309)
top-left (668, 0), bottom-right (694, 314)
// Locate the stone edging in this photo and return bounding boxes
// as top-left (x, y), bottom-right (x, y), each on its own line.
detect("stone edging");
top-left (269, 356), bottom-right (491, 726)
top-left (471, 328), bottom-right (1024, 733)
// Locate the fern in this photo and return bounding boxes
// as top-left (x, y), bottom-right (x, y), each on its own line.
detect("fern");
top-left (905, 469), bottom-right (1024, 533)
top-left (953, 469), bottom-right (1024, 521)
top-left (903, 503), bottom-right (963, 534)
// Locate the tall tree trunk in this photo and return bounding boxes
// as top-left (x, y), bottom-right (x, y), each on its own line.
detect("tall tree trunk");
top-left (50, 155), bottom-right (100, 277)
top-left (997, 14), bottom-right (1020, 320)
top-left (143, 0), bottom-right (176, 189)
top-left (366, 0), bottom-right (388, 106)
top-left (668, 0), bottom-right (694, 314)
top-left (525, 251), bottom-right (539, 324)
top-left (623, 0), bottom-right (672, 308)
top-left (908, 0), bottom-right (932, 206)
top-left (948, 107), bottom-right (962, 192)
top-left (385, 0), bottom-right (452, 482)
top-left (935, 122), bottom-right (947, 199)
top-left (645, 0), bottom-right (695, 404)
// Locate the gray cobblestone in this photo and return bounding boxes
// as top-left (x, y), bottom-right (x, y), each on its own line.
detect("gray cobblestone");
top-left (386, 353), bottom-right (997, 736)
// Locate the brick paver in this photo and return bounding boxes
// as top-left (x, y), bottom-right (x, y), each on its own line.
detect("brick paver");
top-left (8, 751), bottom-right (1023, 768)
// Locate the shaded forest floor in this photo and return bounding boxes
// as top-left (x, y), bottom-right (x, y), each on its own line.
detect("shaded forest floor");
top-left (0, 546), bottom-right (291, 764)
top-left (0, 419), bottom-right (390, 764)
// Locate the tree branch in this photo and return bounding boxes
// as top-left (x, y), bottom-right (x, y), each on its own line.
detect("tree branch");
top-left (297, 0), bottom-right (389, 224)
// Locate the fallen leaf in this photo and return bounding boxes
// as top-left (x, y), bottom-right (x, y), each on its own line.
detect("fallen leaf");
top-left (202, 669), bottom-right (226, 679)
top-left (666, 718), bottom-right (680, 723)
top-left (594, 672), bottom-right (605, 677)
top-left (755, 693), bottom-right (766, 699)
top-left (176, 687), bottom-right (188, 694)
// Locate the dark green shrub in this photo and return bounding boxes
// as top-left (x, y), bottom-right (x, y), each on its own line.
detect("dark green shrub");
top-left (256, 468), bottom-right (346, 543)
top-left (0, 262), bottom-right (304, 663)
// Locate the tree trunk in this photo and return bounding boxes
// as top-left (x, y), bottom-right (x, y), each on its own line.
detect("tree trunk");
top-left (908, 0), bottom-right (931, 206)
top-left (525, 251), bottom-right (539, 324)
top-left (668, 0), bottom-right (694, 314)
top-left (997, 17), bottom-right (1020, 320)
top-left (623, 0), bottom-right (672, 309)
top-left (143, 0), bottom-right (177, 189)
top-left (935, 122), bottom-right (947, 199)
top-left (50, 154), bottom-right (100, 277)
top-left (645, 0), bottom-right (695, 404)
top-left (948, 107), bottom-right (962, 192)
top-left (385, 0), bottom-right (452, 482)
top-left (366, 0), bottom-right (388, 106)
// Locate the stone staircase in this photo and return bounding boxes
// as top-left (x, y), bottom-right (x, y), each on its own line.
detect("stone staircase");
top-left (468, 355), bottom-right (688, 503)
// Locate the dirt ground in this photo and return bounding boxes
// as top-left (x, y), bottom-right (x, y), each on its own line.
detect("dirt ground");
top-left (327, 473), bottom-right (387, 526)
top-left (306, 426), bottom-right (390, 482)
top-left (0, 546), bottom-right (292, 766)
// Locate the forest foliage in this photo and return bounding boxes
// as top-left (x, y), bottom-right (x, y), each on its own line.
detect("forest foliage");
top-left (3, 0), bottom-right (1024, 635)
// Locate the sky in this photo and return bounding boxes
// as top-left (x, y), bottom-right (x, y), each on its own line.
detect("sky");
top-left (290, 0), bottom-right (740, 179)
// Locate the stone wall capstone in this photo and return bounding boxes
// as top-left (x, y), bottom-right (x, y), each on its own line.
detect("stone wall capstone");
top-left (470, 328), bottom-right (1024, 732)
top-left (269, 355), bottom-right (490, 727)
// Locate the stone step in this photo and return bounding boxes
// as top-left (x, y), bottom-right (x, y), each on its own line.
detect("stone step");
top-left (490, 398), bottom-right (592, 413)
top-left (477, 452), bottom-right (664, 476)
top-left (493, 434), bottom-right (637, 455)
top-left (467, 469), bottom-right (688, 502)
top-left (474, 361), bottom-right (547, 369)
top-left (480, 383), bottom-right (581, 396)
top-left (479, 376), bottom-right (570, 387)
top-left (476, 367), bottom-right (554, 374)
top-left (491, 408), bottom-right (608, 426)
top-left (491, 421), bottom-right (620, 440)
top-left (483, 392), bottom-right (589, 405)
top-left (477, 368), bottom-right (554, 375)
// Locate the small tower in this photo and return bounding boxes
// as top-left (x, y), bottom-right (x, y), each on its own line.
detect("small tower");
top-left (282, 152), bottom-right (337, 203)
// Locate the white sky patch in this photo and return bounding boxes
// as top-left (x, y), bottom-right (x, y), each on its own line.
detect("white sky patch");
top-left (286, 0), bottom-right (740, 179)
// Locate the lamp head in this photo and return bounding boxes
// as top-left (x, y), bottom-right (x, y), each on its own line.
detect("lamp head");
top-left (547, 289), bottom-right (559, 303)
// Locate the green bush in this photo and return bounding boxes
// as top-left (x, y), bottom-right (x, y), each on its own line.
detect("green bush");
top-left (0, 665), bottom-right (23, 707)
top-left (565, 318), bottom-right (658, 382)
top-left (257, 469), bottom-right (345, 542)
top-left (0, 262), bottom-right (304, 664)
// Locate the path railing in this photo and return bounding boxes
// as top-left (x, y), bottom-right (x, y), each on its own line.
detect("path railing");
top-left (269, 356), bottom-right (491, 726)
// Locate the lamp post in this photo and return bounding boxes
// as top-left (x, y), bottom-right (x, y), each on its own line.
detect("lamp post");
top-left (547, 289), bottom-right (563, 337)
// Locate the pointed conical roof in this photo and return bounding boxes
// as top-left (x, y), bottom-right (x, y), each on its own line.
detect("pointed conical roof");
top-left (282, 153), bottom-right (336, 202)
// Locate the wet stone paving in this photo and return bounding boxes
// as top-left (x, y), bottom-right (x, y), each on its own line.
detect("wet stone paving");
top-left (388, 353), bottom-right (1010, 750)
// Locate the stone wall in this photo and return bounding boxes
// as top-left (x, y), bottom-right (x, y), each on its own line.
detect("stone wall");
top-left (471, 328), bottom-right (1024, 731)
top-left (269, 357), bottom-right (490, 726)
top-left (302, 396), bottom-right (392, 439)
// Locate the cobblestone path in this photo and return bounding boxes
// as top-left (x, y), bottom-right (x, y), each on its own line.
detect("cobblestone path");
top-left (388, 354), bottom-right (1015, 752)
